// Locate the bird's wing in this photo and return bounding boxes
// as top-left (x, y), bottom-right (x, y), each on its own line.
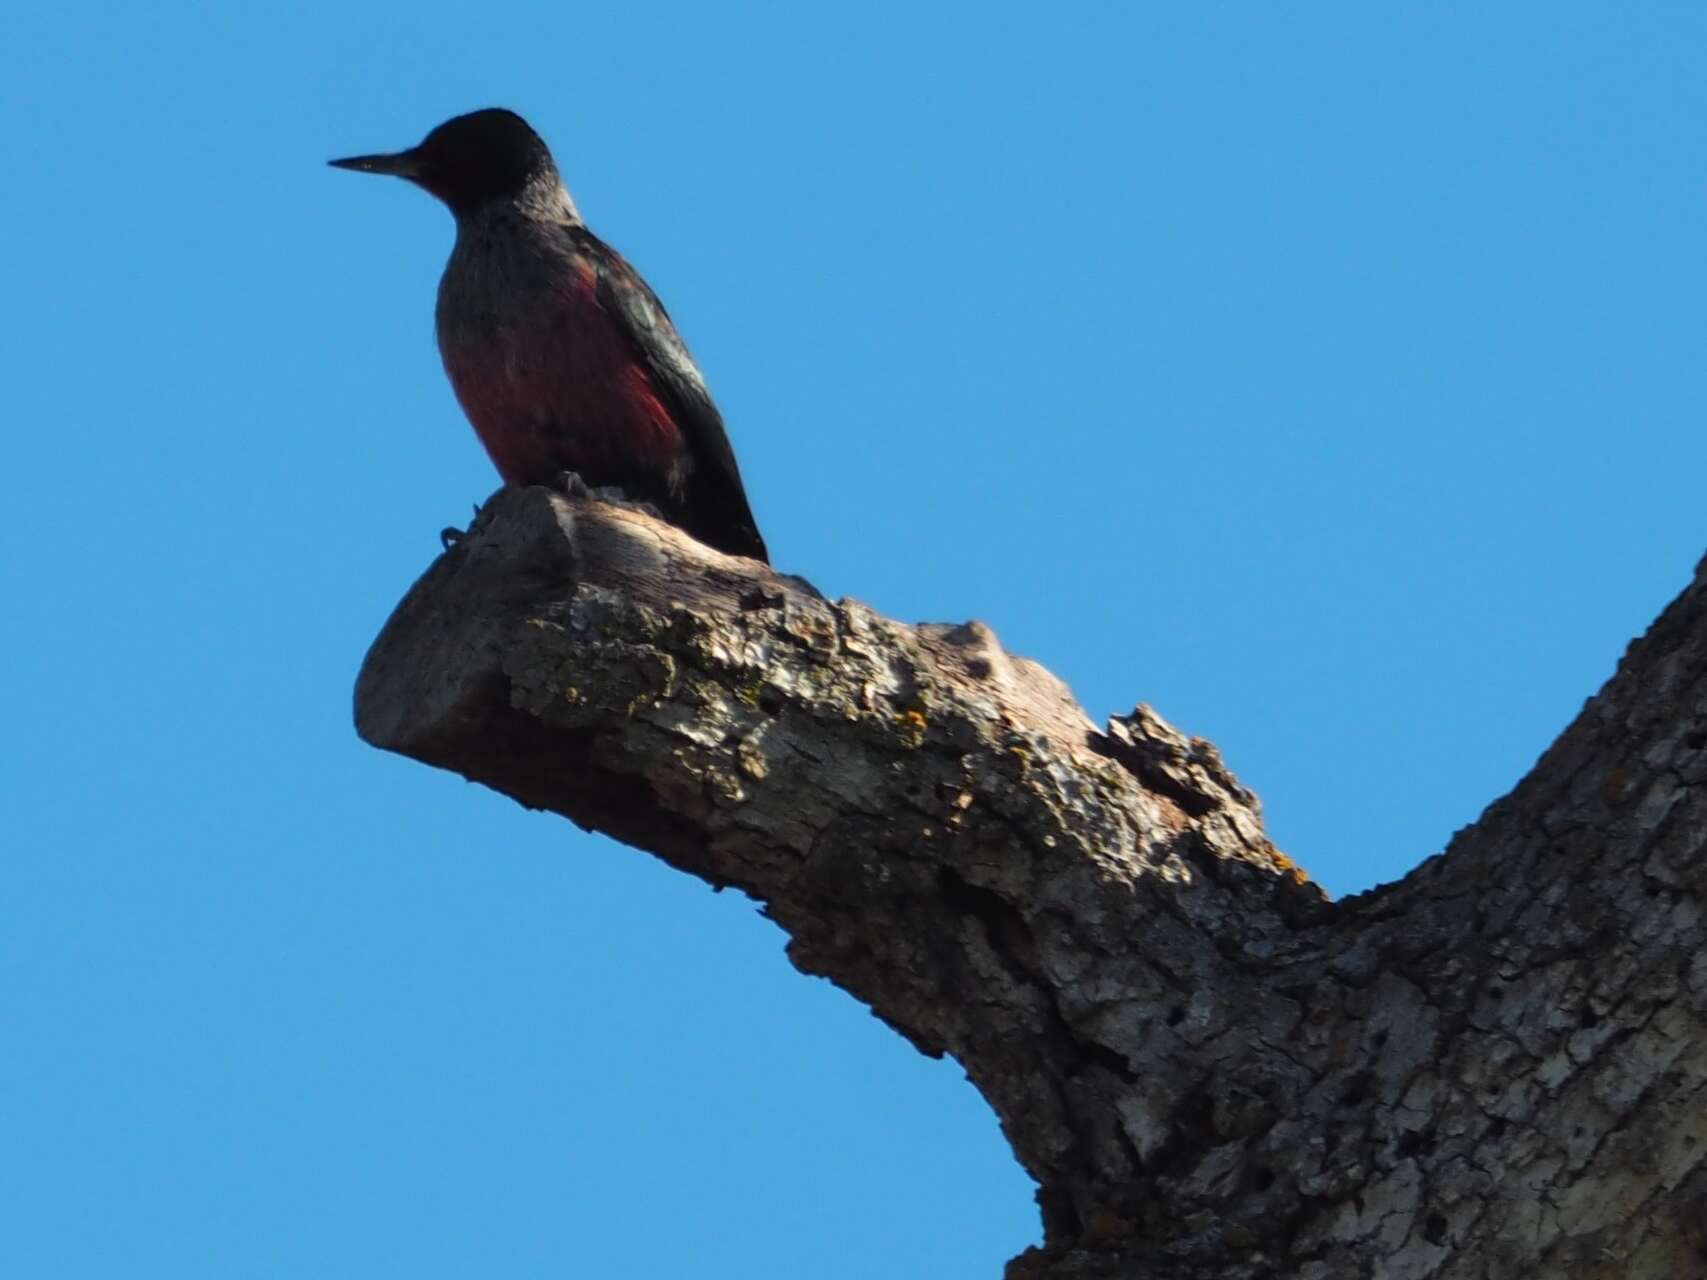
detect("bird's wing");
top-left (572, 227), bottom-right (767, 561)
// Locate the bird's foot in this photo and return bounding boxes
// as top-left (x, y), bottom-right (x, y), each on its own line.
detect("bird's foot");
top-left (439, 503), bottom-right (483, 551)
top-left (556, 470), bottom-right (597, 500)
top-left (555, 472), bottom-right (662, 520)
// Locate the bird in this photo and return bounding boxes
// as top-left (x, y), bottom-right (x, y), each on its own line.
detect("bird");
top-left (330, 108), bottom-right (768, 563)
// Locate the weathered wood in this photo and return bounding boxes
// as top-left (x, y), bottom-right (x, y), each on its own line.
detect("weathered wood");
top-left (356, 486), bottom-right (1707, 1279)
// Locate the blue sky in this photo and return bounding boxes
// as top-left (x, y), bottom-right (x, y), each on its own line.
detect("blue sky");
top-left (6, 5), bottom-right (1706, 1276)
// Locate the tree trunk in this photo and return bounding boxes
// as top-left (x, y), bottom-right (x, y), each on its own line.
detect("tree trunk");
top-left (355, 486), bottom-right (1707, 1279)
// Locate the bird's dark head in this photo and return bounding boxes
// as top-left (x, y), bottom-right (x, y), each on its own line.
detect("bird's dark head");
top-left (330, 109), bottom-right (562, 217)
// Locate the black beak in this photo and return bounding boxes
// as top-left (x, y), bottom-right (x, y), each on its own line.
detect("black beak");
top-left (328, 148), bottom-right (423, 178)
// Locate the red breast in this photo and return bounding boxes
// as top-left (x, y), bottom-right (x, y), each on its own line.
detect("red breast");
top-left (439, 271), bottom-right (686, 486)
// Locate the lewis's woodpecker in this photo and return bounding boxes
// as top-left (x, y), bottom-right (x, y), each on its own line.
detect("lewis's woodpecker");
top-left (330, 108), bottom-right (768, 562)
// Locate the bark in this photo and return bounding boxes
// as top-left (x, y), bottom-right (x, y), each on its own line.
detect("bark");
top-left (355, 486), bottom-right (1707, 1279)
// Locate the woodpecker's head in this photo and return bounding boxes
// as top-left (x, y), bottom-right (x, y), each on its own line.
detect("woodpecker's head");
top-left (331, 108), bottom-right (563, 218)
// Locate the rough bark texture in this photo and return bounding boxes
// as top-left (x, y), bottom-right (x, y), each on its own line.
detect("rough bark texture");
top-left (356, 486), bottom-right (1707, 1279)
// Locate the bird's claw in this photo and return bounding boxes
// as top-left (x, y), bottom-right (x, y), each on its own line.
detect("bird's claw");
top-left (556, 470), bottom-right (596, 500)
top-left (556, 471), bottom-right (662, 520)
top-left (439, 501), bottom-right (482, 550)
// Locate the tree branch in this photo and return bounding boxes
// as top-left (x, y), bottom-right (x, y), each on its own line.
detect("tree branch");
top-left (356, 486), bottom-right (1707, 1279)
